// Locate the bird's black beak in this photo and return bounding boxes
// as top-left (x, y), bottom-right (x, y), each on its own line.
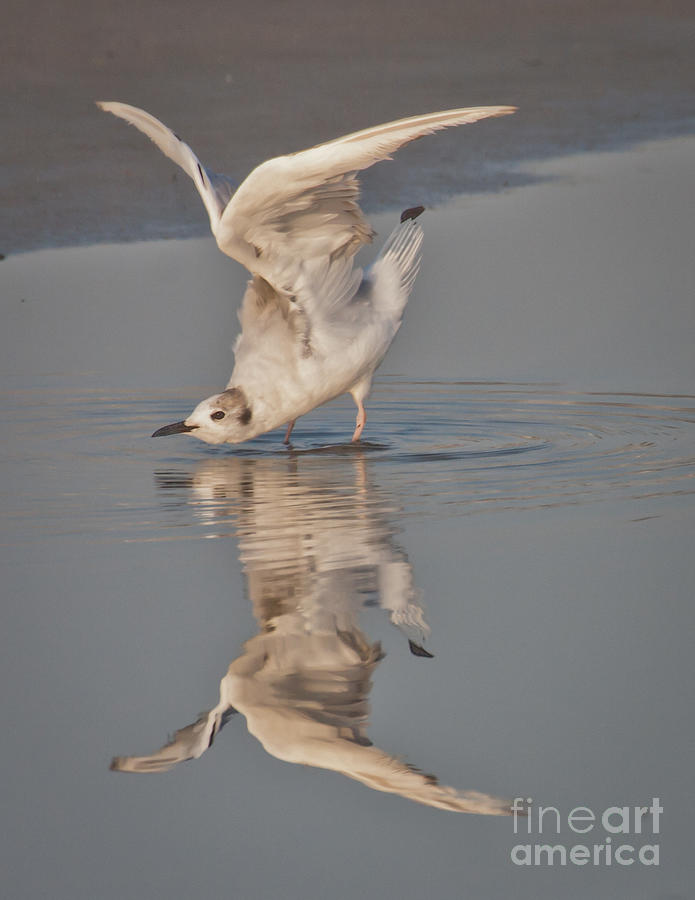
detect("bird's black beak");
top-left (151, 421), bottom-right (198, 437)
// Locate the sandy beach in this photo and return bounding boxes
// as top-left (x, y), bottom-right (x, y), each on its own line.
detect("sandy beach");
top-left (3, 0), bottom-right (695, 254)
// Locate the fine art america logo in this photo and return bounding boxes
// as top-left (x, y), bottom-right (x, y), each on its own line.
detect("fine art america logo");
top-left (510, 798), bottom-right (662, 867)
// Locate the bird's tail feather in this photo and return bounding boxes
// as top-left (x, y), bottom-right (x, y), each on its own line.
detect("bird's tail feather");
top-left (378, 217), bottom-right (424, 295)
top-left (367, 212), bottom-right (424, 318)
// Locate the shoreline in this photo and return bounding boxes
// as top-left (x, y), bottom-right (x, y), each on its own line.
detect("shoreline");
top-left (5, 110), bottom-right (695, 258)
top-left (3, 0), bottom-right (695, 256)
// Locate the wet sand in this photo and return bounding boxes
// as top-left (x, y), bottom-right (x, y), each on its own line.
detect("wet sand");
top-left (3, 0), bottom-right (695, 253)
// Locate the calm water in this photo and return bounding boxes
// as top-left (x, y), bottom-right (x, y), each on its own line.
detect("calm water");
top-left (2, 137), bottom-right (694, 898)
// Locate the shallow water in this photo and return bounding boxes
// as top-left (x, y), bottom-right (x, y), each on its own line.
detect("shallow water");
top-left (1, 137), bottom-right (694, 898)
top-left (4, 381), bottom-right (693, 542)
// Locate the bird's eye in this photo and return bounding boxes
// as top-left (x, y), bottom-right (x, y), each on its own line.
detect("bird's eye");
top-left (211, 410), bottom-right (225, 421)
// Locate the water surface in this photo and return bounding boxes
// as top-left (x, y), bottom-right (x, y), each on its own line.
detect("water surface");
top-left (1, 136), bottom-right (693, 899)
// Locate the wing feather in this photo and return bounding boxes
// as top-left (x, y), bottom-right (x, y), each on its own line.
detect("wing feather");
top-left (217, 105), bottom-right (515, 290)
top-left (96, 100), bottom-right (236, 231)
top-left (97, 100), bottom-right (515, 298)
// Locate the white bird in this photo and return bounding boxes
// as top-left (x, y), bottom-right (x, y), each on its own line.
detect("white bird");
top-left (97, 101), bottom-right (515, 444)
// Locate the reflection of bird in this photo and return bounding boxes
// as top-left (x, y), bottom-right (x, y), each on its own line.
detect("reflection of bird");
top-left (98, 101), bottom-right (515, 444)
top-left (112, 456), bottom-right (512, 815)
top-left (191, 456), bottom-right (432, 656)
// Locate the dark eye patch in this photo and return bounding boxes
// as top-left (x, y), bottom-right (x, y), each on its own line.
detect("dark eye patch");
top-left (211, 410), bottom-right (225, 421)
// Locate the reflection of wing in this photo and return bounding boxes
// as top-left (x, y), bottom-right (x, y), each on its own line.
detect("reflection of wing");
top-left (329, 756), bottom-right (511, 815)
top-left (98, 101), bottom-right (515, 296)
top-left (224, 629), bottom-right (510, 815)
top-left (131, 457), bottom-right (513, 813)
top-left (109, 626), bottom-right (511, 813)
top-left (110, 706), bottom-right (237, 774)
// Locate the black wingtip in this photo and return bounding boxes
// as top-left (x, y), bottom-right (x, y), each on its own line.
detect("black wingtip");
top-left (408, 639), bottom-right (434, 658)
top-left (401, 205), bottom-right (425, 223)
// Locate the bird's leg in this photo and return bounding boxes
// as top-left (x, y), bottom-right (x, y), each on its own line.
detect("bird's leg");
top-left (283, 420), bottom-right (296, 444)
top-left (351, 401), bottom-right (367, 442)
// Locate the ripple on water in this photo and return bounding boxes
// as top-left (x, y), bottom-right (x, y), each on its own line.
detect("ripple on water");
top-left (143, 381), bottom-right (695, 530)
top-left (2, 380), bottom-right (694, 540)
top-left (225, 380), bottom-right (695, 512)
top-left (362, 382), bottom-right (695, 515)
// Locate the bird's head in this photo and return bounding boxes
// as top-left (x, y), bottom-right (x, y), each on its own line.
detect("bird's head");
top-left (152, 387), bottom-right (254, 445)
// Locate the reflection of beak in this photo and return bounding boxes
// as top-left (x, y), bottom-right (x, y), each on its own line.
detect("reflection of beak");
top-left (151, 421), bottom-right (198, 437)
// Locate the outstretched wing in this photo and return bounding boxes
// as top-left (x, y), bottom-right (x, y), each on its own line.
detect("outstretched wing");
top-left (216, 106), bottom-right (515, 292)
top-left (96, 101), bottom-right (237, 231)
top-left (110, 705), bottom-right (238, 774)
top-left (98, 101), bottom-right (515, 296)
top-left (341, 750), bottom-right (514, 814)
